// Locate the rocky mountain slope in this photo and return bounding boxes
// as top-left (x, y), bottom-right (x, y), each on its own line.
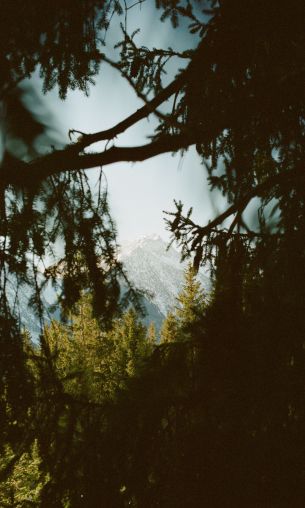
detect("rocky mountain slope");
top-left (119, 235), bottom-right (210, 328)
top-left (13, 235), bottom-right (210, 338)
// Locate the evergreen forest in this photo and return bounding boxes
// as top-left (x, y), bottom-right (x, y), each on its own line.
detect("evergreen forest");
top-left (0, 1), bottom-right (304, 506)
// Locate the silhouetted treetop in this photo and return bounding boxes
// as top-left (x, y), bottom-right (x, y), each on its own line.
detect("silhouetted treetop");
top-left (1, 1), bottom-right (303, 249)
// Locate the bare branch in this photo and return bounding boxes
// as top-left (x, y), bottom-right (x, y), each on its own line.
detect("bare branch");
top-left (73, 70), bottom-right (186, 150)
top-left (0, 68), bottom-right (188, 187)
top-left (126, 0), bottom-right (146, 11)
top-left (1, 134), bottom-right (195, 187)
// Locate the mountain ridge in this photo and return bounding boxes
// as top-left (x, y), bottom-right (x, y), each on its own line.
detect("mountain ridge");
top-left (15, 235), bottom-right (210, 337)
top-left (119, 235), bottom-right (210, 327)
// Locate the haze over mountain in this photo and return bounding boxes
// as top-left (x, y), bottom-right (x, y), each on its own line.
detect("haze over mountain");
top-left (6, 281), bottom-right (44, 339)
top-left (16, 235), bottom-right (210, 338)
top-left (119, 235), bottom-right (210, 329)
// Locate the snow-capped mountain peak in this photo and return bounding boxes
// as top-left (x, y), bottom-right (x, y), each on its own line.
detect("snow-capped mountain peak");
top-left (15, 235), bottom-right (210, 338)
top-left (119, 235), bottom-right (209, 318)
top-left (118, 234), bottom-right (164, 257)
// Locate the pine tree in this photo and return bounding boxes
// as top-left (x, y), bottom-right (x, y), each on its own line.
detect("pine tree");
top-left (41, 296), bottom-right (153, 400)
top-left (146, 322), bottom-right (157, 345)
top-left (161, 264), bottom-right (206, 343)
top-left (160, 312), bottom-right (179, 344)
top-left (0, 440), bottom-right (48, 507)
top-left (43, 306), bottom-right (108, 402)
top-left (109, 308), bottom-right (151, 384)
top-left (1, 2), bottom-right (304, 505)
top-left (176, 264), bottom-right (206, 328)
top-left (18, 297), bottom-right (155, 506)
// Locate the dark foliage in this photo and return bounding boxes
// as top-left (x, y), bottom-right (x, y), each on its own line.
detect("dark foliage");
top-left (0, 0), bottom-right (304, 506)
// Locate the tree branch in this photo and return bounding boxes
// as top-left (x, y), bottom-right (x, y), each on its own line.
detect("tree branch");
top-left (1, 134), bottom-right (194, 187)
top-left (0, 68), bottom-right (188, 187)
top-left (71, 70), bottom-right (186, 151)
top-left (100, 54), bottom-right (176, 124)
top-left (168, 167), bottom-right (303, 250)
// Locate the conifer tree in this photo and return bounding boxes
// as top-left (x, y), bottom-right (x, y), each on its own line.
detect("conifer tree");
top-left (0, 440), bottom-right (48, 507)
top-left (175, 264), bottom-right (206, 330)
top-left (109, 308), bottom-right (151, 383)
top-left (146, 321), bottom-right (157, 346)
top-left (43, 301), bottom-right (107, 402)
top-left (0, 2), bottom-right (304, 505)
top-left (161, 264), bottom-right (206, 343)
top-left (14, 297), bottom-right (154, 506)
top-left (160, 311), bottom-right (179, 344)
top-left (42, 296), bottom-right (152, 401)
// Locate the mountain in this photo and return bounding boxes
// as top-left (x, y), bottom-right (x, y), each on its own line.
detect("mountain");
top-left (119, 235), bottom-right (210, 329)
top-left (11, 235), bottom-right (210, 338)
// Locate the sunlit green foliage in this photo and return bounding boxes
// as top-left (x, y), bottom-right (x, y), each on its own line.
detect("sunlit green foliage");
top-left (160, 310), bottom-right (178, 343)
top-left (175, 264), bottom-right (206, 330)
top-left (43, 295), bottom-right (152, 401)
top-left (146, 321), bottom-right (157, 345)
top-left (161, 264), bottom-right (206, 343)
top-left (26, 296), bottom-right (153, 505)
top-left (0, 440), bottom-right (49, 507)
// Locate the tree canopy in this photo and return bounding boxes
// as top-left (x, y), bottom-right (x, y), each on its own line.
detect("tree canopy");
top-left (0, 0), bottom-right (304, 322)
top-left (0, 1), bottom-right (305, 506)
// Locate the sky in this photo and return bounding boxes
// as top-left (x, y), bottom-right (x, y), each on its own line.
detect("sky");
top-left (30, 1), bottom-right (224, 244)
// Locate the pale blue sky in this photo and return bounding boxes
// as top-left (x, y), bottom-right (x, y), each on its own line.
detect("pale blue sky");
top-left (31, 1), bottom-right (223, 244)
